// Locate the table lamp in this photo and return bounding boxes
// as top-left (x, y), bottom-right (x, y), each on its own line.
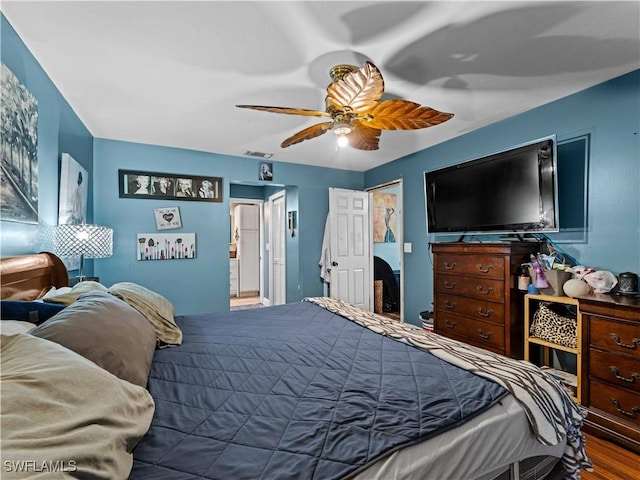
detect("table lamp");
top-left (54, 224), bottom-right (113, 281)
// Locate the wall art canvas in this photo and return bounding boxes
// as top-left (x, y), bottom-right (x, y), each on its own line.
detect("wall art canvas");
top-left (154, 207), bottom-right (182, 230)
top-left (58, 153), bottom-right (88, 225)
top-left (57, 153), bottom-right (88, 271)
top-left (0, 62), bottom-right (38, 224)
top-left (137, 232), bottom-right (196, 260)
top-left (373, 192), bottom-right (397, 243)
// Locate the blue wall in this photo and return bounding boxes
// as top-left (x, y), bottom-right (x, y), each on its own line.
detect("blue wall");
top-left (1, 15), bottom-right (93, 259)
top-left (3, 12), bottom-right (638, 326)
top-left (92, 138), bottom-right (363, 315)
top-left (366, 69), bottom-right (640, 325)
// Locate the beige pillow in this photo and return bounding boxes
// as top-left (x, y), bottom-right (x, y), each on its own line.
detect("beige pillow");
top-left (30, 291), bottom-right (157, 388)
top-left (108, 282), bottom-right (182, 346)
top-left (41, 281), bottom-right (108, 306)
top-left (1, 333), bottom-right (154, 479)
top-left (0, 320), bottom-right (37, 335)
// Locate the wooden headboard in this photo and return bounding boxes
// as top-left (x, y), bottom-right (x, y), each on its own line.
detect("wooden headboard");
top-left (0, 253), bottom-right (68, 301)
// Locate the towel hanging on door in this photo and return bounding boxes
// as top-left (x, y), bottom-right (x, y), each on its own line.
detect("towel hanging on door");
top-left (319, 214), bottom-right (331, 284)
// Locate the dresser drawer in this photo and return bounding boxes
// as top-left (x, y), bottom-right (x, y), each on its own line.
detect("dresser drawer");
top-left (590, 349), bottom-right (640, 394)
top-left (590, 317), bottom-right (640, 359)
top-left (435, 311), bottom-right (505, 349)
top-left (441, 331), bottom-right (505, 356)
top-left (435, 254), bottom-right (505, 279)
top-left (435, 293), bottom-right (505, 324)
top-left (435, 273), bottom-right (505, 302)
top-left (589, 379), bottom-right (640, 427)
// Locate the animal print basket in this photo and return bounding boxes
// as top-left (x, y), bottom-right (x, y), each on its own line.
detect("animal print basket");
top-left (530, 302), bottom-right (577, 348)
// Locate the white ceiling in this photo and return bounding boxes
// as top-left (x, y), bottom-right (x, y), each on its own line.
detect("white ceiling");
top-left (3, 1), bottom-right (639, 172)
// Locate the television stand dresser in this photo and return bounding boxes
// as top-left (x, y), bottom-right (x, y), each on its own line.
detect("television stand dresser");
top-left (432, 242), bottom-right (539, 359)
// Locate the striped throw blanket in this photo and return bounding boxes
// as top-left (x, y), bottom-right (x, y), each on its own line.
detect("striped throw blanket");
top-left (304, 297), bottom-right (593, 480)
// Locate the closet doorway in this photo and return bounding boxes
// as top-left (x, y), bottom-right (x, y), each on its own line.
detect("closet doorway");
top-left (230, 198), bottom-right (264, 309)
top-left (367, 180), bottom-right (404, 322)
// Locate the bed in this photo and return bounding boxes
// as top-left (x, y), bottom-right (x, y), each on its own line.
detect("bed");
top-left (0, 253), bottom-right (592, 480)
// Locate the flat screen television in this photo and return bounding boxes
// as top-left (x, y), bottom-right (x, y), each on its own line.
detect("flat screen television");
top-left (424, 136), bottom-right (558, 236)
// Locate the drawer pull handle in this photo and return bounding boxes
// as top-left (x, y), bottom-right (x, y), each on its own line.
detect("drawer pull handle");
top-left (608, 367), bottom-right (640, 384)
top-left (610, 399), bottom-right (640, 418)
top-left (477, 328), bottom-right (493, 340)
top-left (445, 320), bottom-right (457, 329)
top-left (609, 334), bottom-right (640, 350)
top-left (445, 301), bottom-right (457, 309)
top-left (444, 262), bottom-right (457, 270)
top-left (476, 307), bottom-right (493, 318)
top-left (476, 264), bottom-right (493, 273)
top-left (476, 285), bottom-right (493, 295)
top-left (444, 281), bottom-right (456, 290)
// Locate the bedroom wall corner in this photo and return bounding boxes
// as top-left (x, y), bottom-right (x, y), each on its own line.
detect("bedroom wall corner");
top-left (0, 14), bottom-right (94, 260)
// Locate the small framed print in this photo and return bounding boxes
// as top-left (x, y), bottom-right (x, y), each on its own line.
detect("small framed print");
top-left (259, 162), bottom-right (273, 181)
top-left (154, 207), bottom-right (182, 230)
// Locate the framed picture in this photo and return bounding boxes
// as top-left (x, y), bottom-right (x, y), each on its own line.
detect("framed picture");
top-left (259, 162), bottom-right (273, 181)
top-left (119, 169), bottom-right (222, 202)
top-left (57, 153), bottom-right (89, 271)
top-left (154, 207), bottom-right (182, 230)
top-left (0, 63), bottom-right (39, 224)
top-left (373, 192), bottom-right (397, 243)
top-left (136, 232), bottom-right (196, 260)
top-left (59, 153), bottom-right (88, 225)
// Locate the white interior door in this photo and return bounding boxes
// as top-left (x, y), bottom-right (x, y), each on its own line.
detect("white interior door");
top-left (269, 191), bottom-right (286, 305)
top-left (328, 187), bottom-right (371, 310)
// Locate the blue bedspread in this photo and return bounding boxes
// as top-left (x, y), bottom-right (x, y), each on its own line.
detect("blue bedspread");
top-left (130, 301), bottom-right (506, 480)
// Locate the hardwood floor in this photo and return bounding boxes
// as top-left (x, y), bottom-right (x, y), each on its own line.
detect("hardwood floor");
top-left (581, 432), bottom-right (639, 480)
top-left (230, 295), bottom-right (262, 310)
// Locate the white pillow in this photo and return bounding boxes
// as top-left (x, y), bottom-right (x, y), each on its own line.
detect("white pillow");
top-left (41, 282), bottom-right (107, 306)
top-left (41, 286), bottom-right (72, 298)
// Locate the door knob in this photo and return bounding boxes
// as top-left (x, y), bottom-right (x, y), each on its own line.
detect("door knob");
top-left (332, 261), bottom-right (339, 267)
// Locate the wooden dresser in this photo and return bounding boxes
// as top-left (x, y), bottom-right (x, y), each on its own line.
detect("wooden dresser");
top-left (432, 242), bottom-right (539, 358)
top-left (579, 293), bottom-right (640, 453)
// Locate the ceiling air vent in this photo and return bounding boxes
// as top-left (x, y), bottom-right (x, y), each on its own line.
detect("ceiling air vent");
top-left (244, 150), bottom-right (273, 159)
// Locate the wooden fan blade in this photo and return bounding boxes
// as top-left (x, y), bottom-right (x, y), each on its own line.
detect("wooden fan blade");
top-left (236, 105), bottom-right (330, 117)
top-left (346, 122), bottom-right (381, 150)
top-left (364, 100), bottom-right (454, 130)
top-left (326, 61), bottom-right (384, 113)
top-left (281, 122), bottom-right (334, 148)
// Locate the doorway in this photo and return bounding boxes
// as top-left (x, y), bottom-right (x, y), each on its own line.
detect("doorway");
top-left (368, 180), bottom-right (404, 322)
top-left (324, 182), bottom-right (404, 322)
top-left (229, 198), bottom-right (264, 310)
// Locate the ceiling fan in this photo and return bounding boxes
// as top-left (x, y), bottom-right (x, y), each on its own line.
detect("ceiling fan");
top-left (237, 61), bottom-right (454, 151)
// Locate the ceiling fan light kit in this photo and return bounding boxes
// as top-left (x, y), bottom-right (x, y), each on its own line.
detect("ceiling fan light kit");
top-left (237, 61), bottom-right (453, 151)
